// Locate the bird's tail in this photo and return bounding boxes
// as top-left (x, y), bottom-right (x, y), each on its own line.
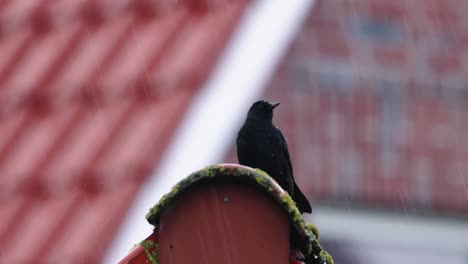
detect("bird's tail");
top-left (293, 182), bottom-right (312, 214)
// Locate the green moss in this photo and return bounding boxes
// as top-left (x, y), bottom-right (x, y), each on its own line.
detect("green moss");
top-left (306, 223), bottom-right (319, 239)
top-left (254, 168), bottom-right (269, 177)
top-left (170, 184), bottom-right (180, 195)
top-left (255, 175), bottom-right (268, 185)
top-left (140, 239), bottom-right (158, 264)
top-left (145, 164), bottom-right (333, 264)
top-left (151, 244), bottom-right (159, 261)
top-left (320, 250), bottom-right (334, 264)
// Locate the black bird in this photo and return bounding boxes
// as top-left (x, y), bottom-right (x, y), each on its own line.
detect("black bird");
top-left (236, 100), bottom-right (312, 214)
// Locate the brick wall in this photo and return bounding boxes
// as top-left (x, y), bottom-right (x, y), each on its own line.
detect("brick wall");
top-left (262, 0), bottom-right (468, 214)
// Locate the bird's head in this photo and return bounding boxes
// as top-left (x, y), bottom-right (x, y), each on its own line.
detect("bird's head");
top-left (246, 100), bottom-right (280, 122)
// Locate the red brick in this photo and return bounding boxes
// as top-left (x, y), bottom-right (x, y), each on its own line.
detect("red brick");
top-left (288, 39), bottom-right (315, 58)
top-left (369, 1), bottom-right (406, 19)
top-left (424, 0), bottom-right (463, 15)
top-left (306, 16), bottom-right (341, 32)
top-left (373, 48), bottom-right (408, 68)
top-left (460, 33), bottom-right (468, 49)
top-left (316, 33), bottom-right (350, 59)
top-left (426, 8), bottom-right (460, 29)
top-left (309, 0), bottom-right (350, 18)
top-left (429, 54), bottom-right (461, 75)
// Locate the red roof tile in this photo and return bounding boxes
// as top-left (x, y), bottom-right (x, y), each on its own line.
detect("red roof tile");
top-left (0, 0), bottom-right (249, 262)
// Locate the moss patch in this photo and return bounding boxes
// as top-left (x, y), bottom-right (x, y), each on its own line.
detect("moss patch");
top-left (140, 239), bottom-right (158, 264)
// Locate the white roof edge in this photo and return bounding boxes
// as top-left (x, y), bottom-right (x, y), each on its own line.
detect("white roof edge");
top-left (103, 0), bottom-right (316, 263)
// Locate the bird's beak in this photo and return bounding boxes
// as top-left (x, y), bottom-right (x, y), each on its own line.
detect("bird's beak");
top-left (270, 102), bottom-right (280, 110)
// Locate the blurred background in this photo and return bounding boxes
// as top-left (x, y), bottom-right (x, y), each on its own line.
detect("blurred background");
top-left (0, 0), bottom-right (467, 263)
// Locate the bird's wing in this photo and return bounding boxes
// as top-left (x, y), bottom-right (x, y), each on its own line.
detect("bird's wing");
top-left (274, 126), bottom-right (294, 193)
top-left (275, 127), bottom-right (312, 213)
top-left (236, 127), bottom-right (249, 164)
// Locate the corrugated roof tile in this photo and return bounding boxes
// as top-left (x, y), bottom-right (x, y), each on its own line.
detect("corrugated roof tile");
top-left (0, 30), bottom-right (35, 88)
top-left (0, 195), bottom-right (28, 243)
top-left (45, 15), bottom-right (134, 103)
top-left (44, 183), bottom-right (139, 264)
top-left (94, 90), bottom-right (192, 186)
top-left (41, 102), bottom-right (134, 192)
top-left (0, 106), bottom-right (79, 193)
top-left (0, 22), bottom-right (80, 106)
top-left (0, 1), bottom-right (249, 262)
top-left (94, 13), bottom-right (187, 100)
top-left (0, 29), bottom-right (31, 76)
top-left (0, 109), bottom-right (28, 150)
top-left (1, 192), bottom-right (79, 263)
top-left (0, 0), bottom-right (46, 26)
